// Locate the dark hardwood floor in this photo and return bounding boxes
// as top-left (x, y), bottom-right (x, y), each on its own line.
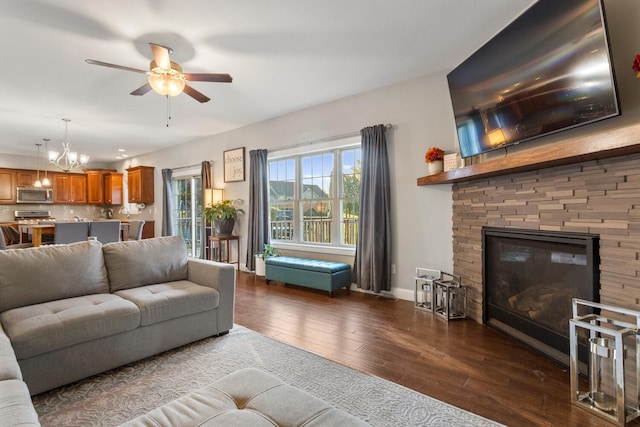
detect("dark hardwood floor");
top-left (234, 271), bottom-right (633, 427)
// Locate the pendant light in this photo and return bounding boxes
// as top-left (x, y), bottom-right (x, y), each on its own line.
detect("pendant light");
top-left (48, 118), bottom-right (89, 172)
top-left (33, 143), bottom-right (42, 188)
top-left (41, 138), bottom-right (51, 187)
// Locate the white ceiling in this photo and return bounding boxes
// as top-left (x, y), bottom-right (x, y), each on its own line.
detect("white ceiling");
top-left (0, 0), bottom-right (534, 164)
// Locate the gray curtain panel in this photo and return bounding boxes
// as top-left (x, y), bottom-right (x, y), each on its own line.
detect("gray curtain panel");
top-left (245, 149), bottom-right (269, 271)
top-left (161, 168), bottom-right (175, 237)
top-left (200, 161), bottom-right (212, 259)
top-left (353, 124), bottom-right (391, 293)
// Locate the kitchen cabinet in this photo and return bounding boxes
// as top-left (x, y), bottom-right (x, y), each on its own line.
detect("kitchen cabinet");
top-left (15, 170), bottom-right (37, 187)
top-left (104, 172), bottom-right (123, 205)
top-left (0, 170), bottom-right (15, 204)
top-left (86, 170), bottom-right (104, 204)
top-left (127, 166), bottom-right (154, 204)
top-left (53, 173), bottom-right (87, 204)
top-left (141, 220), bottom-right (155, 239)
top-left (87, 170), bottom-right (123, 205)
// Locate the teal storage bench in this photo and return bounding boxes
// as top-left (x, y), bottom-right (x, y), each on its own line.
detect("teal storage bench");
top-left (265, 256), bottom-right (352, 296)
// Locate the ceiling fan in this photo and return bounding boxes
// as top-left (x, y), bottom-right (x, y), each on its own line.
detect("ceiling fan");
top-left (85, 43), bottom-right (232, 103)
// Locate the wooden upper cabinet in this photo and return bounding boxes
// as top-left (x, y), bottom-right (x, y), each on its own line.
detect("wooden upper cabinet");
top-left (15, 170), bottom-right (37, 187)
top-left (0, 170), bottom-right (15, 204)
top-left (86, 170), bottom-right (104, 204)
top-left (86, 169), bottom-right (123, 205)
top-left (53, 173), bottom-right (87, 204)
top-left (104, 172), bottom-right (123, 205)
top-left (127, 166), bottom-right (154, 204)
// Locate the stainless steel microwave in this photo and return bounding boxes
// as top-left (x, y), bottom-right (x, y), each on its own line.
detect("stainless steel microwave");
top-left (16, 187), bottom-right (54, 204)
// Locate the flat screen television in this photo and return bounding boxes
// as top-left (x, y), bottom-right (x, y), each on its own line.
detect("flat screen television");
top-left (447, 0), bottom-right (620, 159)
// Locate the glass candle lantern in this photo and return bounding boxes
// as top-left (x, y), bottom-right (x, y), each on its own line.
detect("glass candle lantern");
top-left (570, 299), bottom-right (640, 426)
top-left (433, 273), bottom-right (466, 321)
top-left (414, 268), bottom-right (440, 312)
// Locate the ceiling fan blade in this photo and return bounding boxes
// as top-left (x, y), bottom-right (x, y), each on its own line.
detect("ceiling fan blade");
top-left (85, 59), bottom-right (148, 74)
top-left (150, 43), bottom-right (171, 70)
top-left (183, 84), bottom-right (210, 103)
top-left (130, 83), bottom-right (152, 96)
top-left (185, 73), bottom-right (233, 83)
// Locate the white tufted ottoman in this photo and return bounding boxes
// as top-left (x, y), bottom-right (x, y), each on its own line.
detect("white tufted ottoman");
top-left (121, 367), bottom-right (370, 426)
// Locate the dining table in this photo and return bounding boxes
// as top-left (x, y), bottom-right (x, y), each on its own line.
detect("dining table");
top-left (18, 222), bottom-right (131, 247)
top-left (18, 224), bottom-right (55, 247)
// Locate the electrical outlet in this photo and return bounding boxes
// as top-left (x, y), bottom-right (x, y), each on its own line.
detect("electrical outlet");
top-left (391, 264), bottom-right (396, 274)
top-left (69, 209), bottom-right (74, 214)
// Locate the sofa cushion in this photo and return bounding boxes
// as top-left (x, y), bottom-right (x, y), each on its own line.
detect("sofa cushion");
top-left (121, 368), bottom-right (370, 427)
top-left (0, 380), bottom-right (40, 426)
top-left (265, 256), bottom-right (351, 273)
top-left (115, 280), bottom-right (218, 326)
top-left (103, 236), bottom-right (189, 292)
top-left (0, 240), bottom-right (108, 312)
top-left (1, 294), bottom-right (140, 359)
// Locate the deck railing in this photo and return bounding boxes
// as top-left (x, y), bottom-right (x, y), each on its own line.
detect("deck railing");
top-left (270, 217), bottom-right (358, 245)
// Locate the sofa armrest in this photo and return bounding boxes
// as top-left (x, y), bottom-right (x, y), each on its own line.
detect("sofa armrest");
top-left (187, 259), bottom-right (235, 332)
top-left (0, 325), bottom-right (21, 382)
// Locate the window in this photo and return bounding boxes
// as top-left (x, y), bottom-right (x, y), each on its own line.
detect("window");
top-left (172, 175), bottom-right (203, 257)
top-left (268, 141), bottom-right (361, 249)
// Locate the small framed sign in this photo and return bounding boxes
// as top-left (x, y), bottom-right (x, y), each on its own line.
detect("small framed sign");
top-left (224, 147), bottom-right (245, 182)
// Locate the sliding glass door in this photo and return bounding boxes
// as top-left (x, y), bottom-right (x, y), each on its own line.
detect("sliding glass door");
top-left (172, 175), bottom-right (203, 257)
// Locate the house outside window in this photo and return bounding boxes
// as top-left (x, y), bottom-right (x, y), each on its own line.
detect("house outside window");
top-left (268, 138), bottom-right (360, 250)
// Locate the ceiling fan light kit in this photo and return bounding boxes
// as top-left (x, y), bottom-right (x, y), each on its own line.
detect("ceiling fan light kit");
top-left (86, 43), bottom-right (232, 104)
top-left (148, 60), bottom-right (186, 96)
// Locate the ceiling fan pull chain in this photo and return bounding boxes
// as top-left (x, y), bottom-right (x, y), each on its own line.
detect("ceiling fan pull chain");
top-left (166, 95), bottom-right (171, 127)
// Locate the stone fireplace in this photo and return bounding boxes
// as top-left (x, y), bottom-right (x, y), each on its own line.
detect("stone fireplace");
top-left (482, 227), bottom-right (599, 366)
top-left (451, 151), bottom-right (640, 366)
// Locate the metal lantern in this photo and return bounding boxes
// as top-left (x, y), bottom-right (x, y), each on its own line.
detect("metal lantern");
top-left (433, 273), bottom-right (466, 321)
top-left (414, 268), bottom-right (440, 312)
top-left (569, 299), bottom-right (640, 426)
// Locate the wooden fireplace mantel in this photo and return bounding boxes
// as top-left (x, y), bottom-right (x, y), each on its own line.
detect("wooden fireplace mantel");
top-left (417, 122), bottom-right (640, 186)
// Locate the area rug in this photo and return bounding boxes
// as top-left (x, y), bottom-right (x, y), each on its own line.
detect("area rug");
top-left (32, 325), bottom-right (503, 426)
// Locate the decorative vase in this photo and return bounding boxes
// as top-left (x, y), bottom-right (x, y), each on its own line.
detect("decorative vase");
top-left (255, 255), bottom-right (266, 276)
top-left (427, 160), bottom-right (444, 175)
top-left (214, 218), bottom-right (235, 236)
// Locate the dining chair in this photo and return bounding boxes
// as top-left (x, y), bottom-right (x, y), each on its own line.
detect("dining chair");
top-left (89, 220), bottom-right (121, 244)
top-left (127, 220), bottom-right (145, 240)
top-left (0, 226), bottom-right (32, 250)
top-left (54, 222), bottom-right (90, 245)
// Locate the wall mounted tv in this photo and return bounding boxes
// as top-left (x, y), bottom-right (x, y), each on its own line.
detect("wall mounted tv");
top-left (447, 0), bottom-right (620, 159)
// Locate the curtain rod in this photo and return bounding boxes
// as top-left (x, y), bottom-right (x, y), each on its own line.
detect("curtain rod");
top-left (273, 123), bottom-right (393, 152)
top-left (171, 160), bottom-right (214, 172)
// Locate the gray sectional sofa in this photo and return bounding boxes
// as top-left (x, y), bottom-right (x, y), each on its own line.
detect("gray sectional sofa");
top-left (0, 236), bottom-right (236, 425)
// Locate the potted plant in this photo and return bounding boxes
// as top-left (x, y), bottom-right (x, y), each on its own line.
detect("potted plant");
top-left (202, 199), bottom-right (244, 236)
top-left (255, 244), bottom-right (281, 276)
top-left (425, 147), bottom-right (445, 175)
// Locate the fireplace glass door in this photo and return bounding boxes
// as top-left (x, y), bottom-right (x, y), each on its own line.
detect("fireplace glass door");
top-left (483, 227), bottom-right (599, 367)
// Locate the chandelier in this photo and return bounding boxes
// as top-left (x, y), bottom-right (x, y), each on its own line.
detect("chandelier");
top-left (48, 118), bottom-right (89, 172)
